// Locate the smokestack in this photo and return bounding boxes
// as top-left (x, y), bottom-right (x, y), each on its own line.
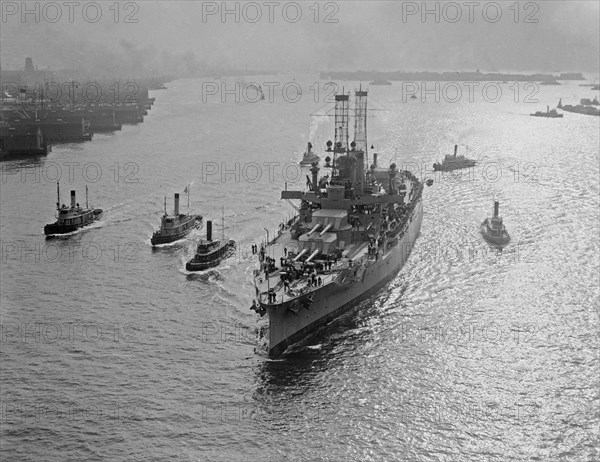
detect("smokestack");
top-left (355, 151), bottom-right (364, 192)
top-left (174, 193), bottom-right (180, 215)
top-left (494, 201), bottom-right (499, 218)
top-left (310, 164), bottom-right (320, 193)
top-left (70, 190), bottom-right (76, 208)
top-left (373, 153), bottom-right (378, 166)
top-left (206, 220), bottom-right (213, 241)
top-left (454, 145), bottom-right (458, 157)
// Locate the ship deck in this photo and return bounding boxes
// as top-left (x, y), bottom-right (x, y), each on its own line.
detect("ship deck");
top-left (254, 174), bottom-right (419, 305)
top-left (255, 228), bottom-right (379, 305)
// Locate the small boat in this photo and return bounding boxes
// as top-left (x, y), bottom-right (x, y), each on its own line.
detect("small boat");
top-left (186, 211), bottom-right (235, 271)
top-left (530, 106), bottom-right (563, 118)
top-left (299, 142), bottom-right (320, 166)
top-left (370, 79), bottom-right (392, 85)
top-left (480, 200), bottom-right (510, 246)
top-left (557, 99), bottom-right (600, 117)
top-left (409, 94), bottom-right (417, 100)
top-left (44, 183), bottom-right (102, 235)
top-left (151, 189), bottom-right (202, 246)
top-left (433, 145), bottom-right (476, 171)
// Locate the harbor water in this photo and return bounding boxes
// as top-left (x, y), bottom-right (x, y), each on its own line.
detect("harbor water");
top-left (1, 77), bottom-right (598, 461)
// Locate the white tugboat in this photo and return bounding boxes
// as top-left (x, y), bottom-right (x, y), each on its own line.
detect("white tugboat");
top-left (151, 188), bottom-right (203, 246)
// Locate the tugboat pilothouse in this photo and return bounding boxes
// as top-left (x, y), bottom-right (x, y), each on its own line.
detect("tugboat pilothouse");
top-left (151, 189), bottom-right (202, 246)
top-left (44, 183), bottom-right (103, 235)
top-left (251, 89), bottom-right (427, 357)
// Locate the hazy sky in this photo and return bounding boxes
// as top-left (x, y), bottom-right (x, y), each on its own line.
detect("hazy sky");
top-left (1, 1), bottom-right (598, 76)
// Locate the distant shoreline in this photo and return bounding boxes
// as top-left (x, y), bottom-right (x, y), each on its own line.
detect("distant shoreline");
top-left (320, 70), bottom-right (586, 82)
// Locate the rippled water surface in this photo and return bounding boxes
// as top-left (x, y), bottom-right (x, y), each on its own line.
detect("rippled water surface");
top-left (1, 77), bottom-right (598, 461)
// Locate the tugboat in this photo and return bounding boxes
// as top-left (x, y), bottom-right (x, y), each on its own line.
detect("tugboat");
top-left (530, 105), bottom-right (563, 118)
top-left (185, 211), bottom-right (236, 271)
top-left (299, 142), bottom-right (320, 166)
top-left (151, 189), bottom-right (203, 246)
top-left (433, 145), bottom-right (476, 171)
top-left (250, 89), bottom-right (425, 357)
top-left (44, 183), bottom-right (103, 235)
top-left (480, 200), bottom-right (510, 246)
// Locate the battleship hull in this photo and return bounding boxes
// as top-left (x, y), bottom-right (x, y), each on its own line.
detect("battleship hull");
top-left (265, 198), bottom-right (423, 357)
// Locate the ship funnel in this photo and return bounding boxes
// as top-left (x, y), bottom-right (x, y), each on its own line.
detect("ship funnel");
top-left (174, 193), bottom-right (180, 215)
top-left (206, 220), bottom-right (213, 241)
top-left (310, 164), bottom-right (320, 193)
top-left (307, 142), bottom-right (312, 154)
top-left (454, 145), bottom-right (458, 157)
top-left (493, 201), bottom-right (499, 218)
top-left (70, 190), bottom-right (76, 208)
top-left (373, 153), bottom-right (378, 167)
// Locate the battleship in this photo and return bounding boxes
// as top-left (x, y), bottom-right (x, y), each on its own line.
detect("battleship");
top-left (151, 191), bottom-right (203, 246)
top-left (44, 183), bottom-right (103, 235)
top-left (185, 212), bottom-right (236, 271)
top-left (480, 201), bottom-right (510, 246)
top-left (530, 106), bottom-right (563, 118)
top-left (251, 89), bottom-right (425, 357)
top-left (299, 142), bottom-right (320, 166)
top-left (433, 145), bottom-right (476, 171)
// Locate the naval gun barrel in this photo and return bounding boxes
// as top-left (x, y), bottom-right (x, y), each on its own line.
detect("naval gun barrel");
top-left (308, 223), bottom-right (321, 236)
top-left (319, 224), bottom-right (332, 235)
top-left (305, 249), bottom-right (320, 263)
top-left (293, 248), bottom-right (309, 261)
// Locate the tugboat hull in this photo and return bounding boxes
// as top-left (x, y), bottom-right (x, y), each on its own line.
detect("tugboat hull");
top-left (265, 199), bottom-right (423, 357)
top-left (185, 241), bottom-right (236, 271)
top-left (44, 209), bottom-right (103, 235)
top-left (480, 220), bottom-right (510, 246)
top-left (151, 217), bottom-right (203, 246)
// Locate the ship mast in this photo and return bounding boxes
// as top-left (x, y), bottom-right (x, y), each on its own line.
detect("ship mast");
top-left (56, 182), bottom-right (60, 210)
top-left (221, 206), bottom-right (225, 240)
top-left (86, 185), bottom-right (88, 209)
top-left (164, 196), bottom-right (167, 215)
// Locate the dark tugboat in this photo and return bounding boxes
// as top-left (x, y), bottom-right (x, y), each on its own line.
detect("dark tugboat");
top-left (44, 183), bottom-right (103, 235)
top-left (530, 105), bottom-right (563, 118)
top-left (185, 211), bottom-right (236, 271)
top-left (299, 142), bottom-right (320, 166)
top-left (480, 200), bottom-right (510, 246)
top-left (151, 187), bottom-right (202, 246)
top-left (433, 145), bottom-right (476, 171)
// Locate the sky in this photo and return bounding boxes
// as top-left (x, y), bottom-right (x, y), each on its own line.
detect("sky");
top-left (1, 1), bottom-right (599, 77)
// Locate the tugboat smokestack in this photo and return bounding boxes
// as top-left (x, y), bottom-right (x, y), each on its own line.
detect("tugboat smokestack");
top-left (454, 145), bottom-right (458, 157)
top-left (206, 220), bottom-right (212, 241)
top-left (494, 201), bottom-right (499, 218)
top-left (71, 191), bottom-right (76, 208)
top-left (174, 193), bottom-right (180, 215)
top-left (373, 153), bottom-right (378, 166)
